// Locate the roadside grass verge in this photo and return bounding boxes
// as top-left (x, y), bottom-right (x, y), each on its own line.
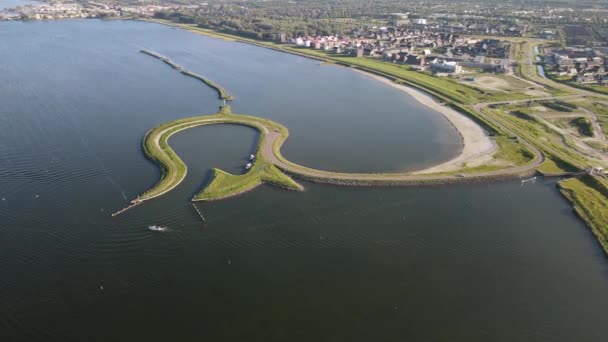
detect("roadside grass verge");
top-left (559, 175), bottom-right (608, 255)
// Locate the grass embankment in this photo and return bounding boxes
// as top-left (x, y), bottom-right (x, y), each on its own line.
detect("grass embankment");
top-left (537, 156), bottom-right (580, 174)
top-left (140, 106), bottom-right (302, 203)
top-left (139, 118), bottom-right (191, 201)
top-left (559, 175), bottom-right (608, 255)
top-left (140, 49), bottom-right (234, 101)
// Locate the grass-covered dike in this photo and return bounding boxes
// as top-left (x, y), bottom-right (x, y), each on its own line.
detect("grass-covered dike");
top-left (559, 175), bottom-right (608, 255)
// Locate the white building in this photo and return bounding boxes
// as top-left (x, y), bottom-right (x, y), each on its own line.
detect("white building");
top-left (430, 60), bottom-right (463, 74)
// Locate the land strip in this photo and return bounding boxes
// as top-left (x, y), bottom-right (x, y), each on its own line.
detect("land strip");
top-left (135, 106), bottom-right (541, 206)
top-left (559, 175), bottom-right (608, 253)
top-left (140, 49), bottom-right (234, 101)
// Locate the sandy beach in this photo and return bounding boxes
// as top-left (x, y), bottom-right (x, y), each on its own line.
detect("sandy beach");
top-left (352, 70), bottom-right (497, 174)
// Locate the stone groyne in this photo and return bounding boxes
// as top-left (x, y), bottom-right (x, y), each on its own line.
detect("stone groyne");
top-left (140, 49), bottom-right (233, 101)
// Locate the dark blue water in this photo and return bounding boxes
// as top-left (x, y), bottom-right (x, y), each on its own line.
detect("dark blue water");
top-left (1, 19), bottom-right (607, 342)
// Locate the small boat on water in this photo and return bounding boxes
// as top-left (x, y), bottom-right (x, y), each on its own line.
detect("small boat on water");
top-left (245, 162), bottom-right (252, 170)
top-left (148, 225), bottom-right (167, 232)
top-left (249, 154), bottom-right (255, 161)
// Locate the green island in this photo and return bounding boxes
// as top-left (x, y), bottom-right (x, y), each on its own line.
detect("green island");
top-left (128, 19), bottom-right (608, 255)
top-left (138, 105), bottom-right (303, 203)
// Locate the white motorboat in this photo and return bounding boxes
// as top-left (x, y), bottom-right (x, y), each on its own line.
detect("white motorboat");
top-left (148, 225), bottom-right (167, 232)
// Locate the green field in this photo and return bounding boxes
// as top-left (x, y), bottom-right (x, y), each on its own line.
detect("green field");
top-left (537, 156), bottom-right (579, 174)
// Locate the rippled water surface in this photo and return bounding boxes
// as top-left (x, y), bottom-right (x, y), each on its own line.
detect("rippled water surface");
top-left (1, 19), bottom-right (608, 342)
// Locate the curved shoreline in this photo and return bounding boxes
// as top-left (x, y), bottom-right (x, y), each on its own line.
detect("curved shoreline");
top-left (351, 69), bottom-right (498, 174)
top-left (140, 43), bottom-right (498, 176)
top-left (139, 20), bottom-right (503, 175)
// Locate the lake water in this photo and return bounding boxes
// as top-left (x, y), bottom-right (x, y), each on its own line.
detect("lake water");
top-left (1, 19), bottom-right (608, 342)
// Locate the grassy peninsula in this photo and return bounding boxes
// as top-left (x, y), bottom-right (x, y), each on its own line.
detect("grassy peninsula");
top-left (196, 163), bottom-right (302, 201)
top-left (559, 176), bottom-right (608, 253)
